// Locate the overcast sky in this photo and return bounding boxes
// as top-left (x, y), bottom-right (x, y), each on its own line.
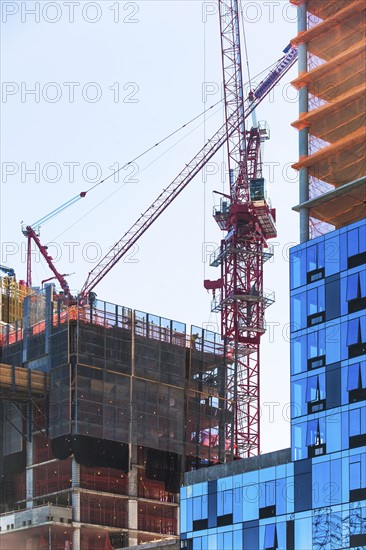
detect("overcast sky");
top-left (1, 1), bottom-right (300, 454)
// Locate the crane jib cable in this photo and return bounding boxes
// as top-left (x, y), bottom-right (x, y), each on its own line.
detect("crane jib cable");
top-left (28, 55), bottom-right (287, 232)
top-left (29, 100), bottom-right (223, 230)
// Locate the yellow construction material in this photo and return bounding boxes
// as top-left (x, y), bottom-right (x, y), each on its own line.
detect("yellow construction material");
top-left (0, 363), bottom-right (49, 400)
top-left (0, 277), bottom-right (29, 325)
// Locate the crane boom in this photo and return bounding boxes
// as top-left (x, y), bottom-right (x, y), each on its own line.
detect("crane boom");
top-left (21, 45), bottom-right (297, 303)
top-left (24, 226), bottom-right (73, 300)
top-left (79, 45), bottom-right (297, 300)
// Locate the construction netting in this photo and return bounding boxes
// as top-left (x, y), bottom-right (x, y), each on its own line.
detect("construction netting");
top-left (0, 525), bottom-right (120, 550)
top-left (290, 0), bottom-right (366, 237)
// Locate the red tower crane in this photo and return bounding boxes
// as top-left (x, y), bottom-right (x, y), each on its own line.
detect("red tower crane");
top-left (22, 14), bottom-right (297, 459)
top-left (201, 0), bottom-right (278, 457)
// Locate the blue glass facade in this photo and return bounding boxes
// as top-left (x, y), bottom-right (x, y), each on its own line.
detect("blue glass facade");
top-left (180, 220), bottom-right (366, 549)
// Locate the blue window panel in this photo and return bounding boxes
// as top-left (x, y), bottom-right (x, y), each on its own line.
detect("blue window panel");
top-left (193, 536), bottom-right (202, 550)
top-left (325, 234), bottom-right (340, 275)
top-left (347, 318), bottom-right (361, 346)
top-left (349, 407), bottom-right (366, 437)
top-left (341, 365), bottom-right (349, 405)
top-left (207, 534), bottom-right (217, 550)
top-left (233, 486), bottom-right (243, 523)
top-left (180, 499), bottom-right (187, 533)
top-left (346, 272), bottom-right (366, 301)
top-left (326, 277), bottom-right (341, 320)
top-left (350, 453), bottom-right (366, 490)
top-left (308, 285), bottom-right (325, 316)
top-left (292, 422), bottom-right (307, 461)
top-left (290, 248), bottom-right (306, 289)
top-left (294, 472), bottom-right (312, 512)
top-left (233, 529), bottom-right (242, 550)
top-left (341, 411), bottom-right (350, 449)
top-left (264, 523), bottom-right (277, 549)
top-left (291, 334), bottom-right (307, 374)
top-left (307, 244), bottom-right (318, 272)
top-left (306, 373), bottom-right (326, 402)
top-left (326, 412), bottom-right (341, 453)
top-left (202, 495), bottom-right (207, 517)
top-left (218, 489), bottom-right (233, 516)
top-left (330, 459), bottom-right (342, 504)
top-left (360, 223), bottom-right (366, 252)
top-left (295, 516), bottom-right (312, 550)
top-left (193, 482), bottom-right (207, 497)
top-left (216, 533), bottom-right (223, 550)
top-left (313, 459), bottom-right (331, 507)
top-left (307, 241), bottom-right (325, 273)
top-left (276, 522), bottom-right (286, 549)
top-left (223, 532), bottom-right (232, 549)
top-left (306, 419), bottom-right (321, 446)
top-left (291, 292), bottom-right (307, 331)
top-left (325, 322), bottom-right (341, 364)
top-left (326, 363), bottom-right (341, 409)
top-left (243, 483), bottom-right (260, 521)
top-left (348, 228), bottom-right (360, 257)
top-left (275, 478), bottom-right (288, 515)
top-left (309, 328), bottom-right (326, 358)
top-left (259, 466), bottom-right (277, 483)
top-left (193, 497), bottom-right (202, 521)
top-left (347, 362), bottom-right (366, 391)
top-left (243, 522), bottom-right (259, 550)
top-left (259, 480), bottom-right (276, 508)
top-left (292, 378), bottom-right (307, 417)
top-left (339, 231), bottom-right (348, 270)
top-left (350, 459), bottom-right (361, 491)
top-left (186, 498), bottom-right (193, 532)
top-left (218, 476), bottom-right (233, 491)
top-left (201, 536), bottom-right (208, 549)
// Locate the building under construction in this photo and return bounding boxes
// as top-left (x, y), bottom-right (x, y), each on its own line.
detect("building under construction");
top-left (0, 280), bottom-right (234, 549)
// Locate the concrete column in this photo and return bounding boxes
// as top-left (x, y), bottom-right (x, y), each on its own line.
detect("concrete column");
top-left (128, 445), bottom-right (138, 547)
top-left (26, 439), bottom-right (33, 509)
top-left (72, 458), bottom-right (81, 550)
top-left (298, 3), bottom-right (309, 243)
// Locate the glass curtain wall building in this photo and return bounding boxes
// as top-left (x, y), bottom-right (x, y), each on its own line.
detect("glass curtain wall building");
top-left (180, 220), bottom-right (366, 550)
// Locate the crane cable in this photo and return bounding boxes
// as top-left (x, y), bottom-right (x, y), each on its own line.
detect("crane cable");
top-left (30, 58), bottom-right (283, 232)
top-left (30, 100), bottom-right (222, 229)
top-left (239, 1), bottom-right (253, 92)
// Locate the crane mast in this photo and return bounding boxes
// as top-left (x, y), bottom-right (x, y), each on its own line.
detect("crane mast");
top-left (210, 0), bottom-right (277, 457)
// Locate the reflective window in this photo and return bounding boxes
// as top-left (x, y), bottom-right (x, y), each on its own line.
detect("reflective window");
top-left (308, 329), bottom-right (326, 369)
top-left (306, 418), bottom-right (326, 456)
top-left (264, 523), bottom-right (277, 550)
top-left (347, 361), bottom-right (366, 403)
top-left (325, 234), bottom-right (340, 275)
top-left (306, 373), bottom-right (326, 412)
top-left (290, 248), bottom-right (306, 289)
top-left (325, 322), bottom-right (341, 365)
top-left (349, 453), bottom-right (366, 493)
top-left (347, 317), bottom-right (366, 359)
top-left (306, 373), bottom-right (325, 402)
top-left (349, 408), bottom-right (366, 437)
top-left (291, 334), bottom-right (307, 374)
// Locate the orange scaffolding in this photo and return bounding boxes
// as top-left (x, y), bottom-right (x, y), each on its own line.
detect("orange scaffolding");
top-left (291, 0), bottom-right (366, 235)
